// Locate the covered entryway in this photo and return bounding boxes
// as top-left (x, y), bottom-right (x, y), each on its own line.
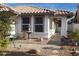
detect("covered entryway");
top-left (49, 15), bottom-right (68, 38)
top-left (53, 17), bottom-right (68, 37)
top-left (53, 18), bottom-right (61, 33)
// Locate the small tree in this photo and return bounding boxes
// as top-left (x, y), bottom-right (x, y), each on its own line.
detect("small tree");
top-left (0, 16), bottom-right (13, 39)
top-left (0, 4), bottom-right (16, 39)
top-left (0, 9), bottom-right (16, 38)
top-left (68, 30), bottom-right (79, 55)
top-left (0, 5), bottom-right (16, 55)
top-left (68, 30), bottom-right (79, 44)
top-left (0, 13), bottom-right (14, 53)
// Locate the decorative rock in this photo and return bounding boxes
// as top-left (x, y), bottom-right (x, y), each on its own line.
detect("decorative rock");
top-left (52, 50), bottom-right (59, 54)
top-left (27, 49), bottom-right (41, 54)
top-left (27, 49), bottom-right (36, 54)
top-left (36, 49), bottom-right (41, 54)
top-left (40, 38), bottom-right (43, 42)
top-left (70, 48), bottom-right (77, 56)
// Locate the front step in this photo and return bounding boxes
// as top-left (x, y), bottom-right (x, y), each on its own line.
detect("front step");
top-left (14, 39), bottom-right (49, 45)
top-left (47, 33), bottom-right (61, 45)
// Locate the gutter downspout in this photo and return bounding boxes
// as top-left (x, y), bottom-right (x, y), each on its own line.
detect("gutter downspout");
top-left (66, 16), bottom-right (75, 33)
top-left (67, 16), bottom-right (75, 22)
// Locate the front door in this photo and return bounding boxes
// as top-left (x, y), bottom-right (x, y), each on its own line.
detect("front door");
top-left (56, 20), bottom-right (61, 33)
top-left (54, 18), bottom-right (61, 33)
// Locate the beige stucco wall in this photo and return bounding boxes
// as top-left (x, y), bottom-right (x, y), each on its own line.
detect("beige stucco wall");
top-left (68, 24), bottom-right (73, 32)
top-left (15, 15), bottom-right (51, 39)
top-left (73, 23), bottom-right (79, 31)
top-left (14, 15), bottom-right (68, 39)
top-left (48, 16), bottom-right (56, 38)
top-left (15, 16), bottom-right (21, 36)
top-left (61, 17), bottom-right (67, 37)
top-left (30, 15), bottom-right (50, 39)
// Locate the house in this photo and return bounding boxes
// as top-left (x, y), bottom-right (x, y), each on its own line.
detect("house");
top-left (0, 4), bottom-right (74, 39)
top-left (13, 6), bottom-right (73, 39)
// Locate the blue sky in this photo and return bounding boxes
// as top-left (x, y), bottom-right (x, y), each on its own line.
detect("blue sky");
top-left (5, 3), bottom-right (77, 12)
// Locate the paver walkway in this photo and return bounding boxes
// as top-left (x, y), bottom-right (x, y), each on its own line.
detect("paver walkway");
top-left (8, 43), bottom-right (60, 51)
top-left (7, 41), bottom-right (61, 56)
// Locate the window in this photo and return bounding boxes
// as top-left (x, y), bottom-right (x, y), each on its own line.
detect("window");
top-left (22, 25), bottom-right (29, 31)
top-left (22, 17), bottom-right (30, 24)
top-left (35, 17), bottom-right (43, 24)
top-left (34, 16), bottom-right (44, 32)
top-left (22, 17), bottom-right (30, 31)
top-left (35, 25), bottom-right (43, 32)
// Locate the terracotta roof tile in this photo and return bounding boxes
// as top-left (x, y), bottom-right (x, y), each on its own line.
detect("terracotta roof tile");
top-left (14, 6), bottom-right (73, 17)
top-left (52, 10), bottom-right (73, 16)
top-left (14, 6), bottom-right (52, 14)
top-left (0, 4), bottom-right (13, 12)
top-left (0, 4), bottom-right (17, 16)
top-left (0, 4), bottom-right (73, 17)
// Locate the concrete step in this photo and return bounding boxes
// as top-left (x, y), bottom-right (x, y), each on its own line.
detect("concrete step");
top-left (48, 33), bottom-right (61, 45)
top-left (13, 39), bottom-right (48, 45)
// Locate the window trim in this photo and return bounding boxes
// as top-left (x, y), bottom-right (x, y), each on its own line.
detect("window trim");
top-left (34, 16), bottom-right (44, 32)
top-left (21, 16), bottom-right (31, 31)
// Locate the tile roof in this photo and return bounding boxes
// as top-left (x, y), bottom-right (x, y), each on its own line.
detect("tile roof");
top-left (52, 10), bottom-right (73, 16)
top-left (14, 6), bottom-right (53, 14)
top-left (14, 6), bottom-right (73, 17)
top-left (0, 5), bottom-right (73, 17)
top-left (0, 4), bottom-right (14, 12)
top-left (0, 4), bottom-right (17, 17)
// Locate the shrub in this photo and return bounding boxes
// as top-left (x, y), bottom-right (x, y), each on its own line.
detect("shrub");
top-left (0, 39), bottom-right (10, 52)
top-left (68, 30), bottom-right (79, 46)
top-left (68, 30), bottom-right (79, 42)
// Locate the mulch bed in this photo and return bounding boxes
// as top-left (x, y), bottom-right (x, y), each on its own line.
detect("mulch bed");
top-left (59, 45), bottom-right (79, 56)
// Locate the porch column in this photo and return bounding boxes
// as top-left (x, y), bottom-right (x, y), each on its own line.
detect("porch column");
top-left (15, 16), bottom-right (21, 36)
top-left (44, 15), bottom-right (50, 39)
top-left (61, 17), bottom-right (67, 37)
top-left (44, 15), bottom-right (49, 33)
top-left (31, 15), bottom-right (34, 32)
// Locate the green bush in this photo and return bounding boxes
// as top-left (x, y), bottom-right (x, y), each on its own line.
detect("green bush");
top-left (0, 39), bottom-right (9, 47)
top-left (68, 30), bottom-right (79, 42)
top-left (0, 39), bottom-right (10, 52)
